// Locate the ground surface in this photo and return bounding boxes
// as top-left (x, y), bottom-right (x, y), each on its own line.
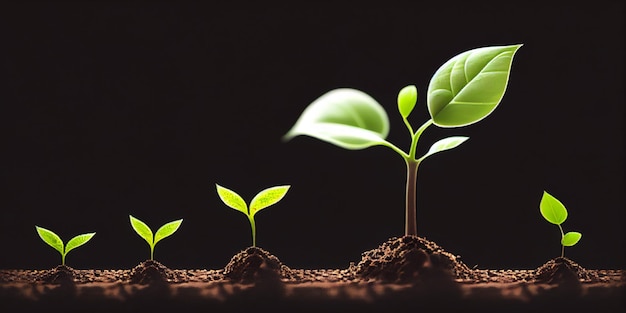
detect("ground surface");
top-left (1, 236), bottom-right (624, 312)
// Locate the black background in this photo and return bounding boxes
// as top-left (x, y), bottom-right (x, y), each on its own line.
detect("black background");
top-left (1, 1), bottom-right (623, 271)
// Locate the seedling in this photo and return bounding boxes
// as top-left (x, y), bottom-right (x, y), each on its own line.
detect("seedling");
top-left (283, 44), bottom-right (522, 236)
top-left (539, 191), bottom-right (582, 257)
top-left (129, 215), bottom-right (183, 260)
top-left (35, 226), bottom-right (95, 266)
top-left (216, 184), bottom-right (290, 247)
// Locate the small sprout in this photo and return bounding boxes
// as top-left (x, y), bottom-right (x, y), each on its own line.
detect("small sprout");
top-left (35, 226), bottom-right (95, 266)
top-left (539, 191), bottom-right (582, 257)
top-left (129, 215), bottom-right (183, 260)
top-left (216, 184), bottom-right (290, 247)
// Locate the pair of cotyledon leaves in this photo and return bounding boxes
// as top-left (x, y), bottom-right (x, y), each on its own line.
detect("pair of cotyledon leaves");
top-left (215, 184), bottom-right (290, 218)
top-left (283, 44), bottom-right (523, 160)
top-left (36, 226), bottom-right (95, 265)
top-left (539, 191), bottom-right (582, 247)
top-left (37, 216), bottom-right (184, 264)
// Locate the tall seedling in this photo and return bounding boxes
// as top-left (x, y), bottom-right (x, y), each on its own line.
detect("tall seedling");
top-left (283, 44), bottom-right (522, 236)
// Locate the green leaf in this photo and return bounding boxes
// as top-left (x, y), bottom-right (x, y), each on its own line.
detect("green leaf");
top-left (216, 184), bottom-right (249, 215)
top-left (562, 231), bottom-right (582, 246)
top-left (65, 233), bottom-right (96, 255)
top-left (250, 185), bottom-right (290, 216)
top-left (283, 88), bottom-right (390, 150)
top-left (417, 136), bottom-right (469, 162)
top-left (154, 219), bottom-right (183, 245)
top-left (397, 85), bottom-right (417, 119)
top-left (427, 44), bottom-right (522, 127)
top-left (36, 226), bottom-right (64, 255)
top-left (129, 215), bottom-right (154, 246)
top-left (539, 191), bottom-right (568, 225)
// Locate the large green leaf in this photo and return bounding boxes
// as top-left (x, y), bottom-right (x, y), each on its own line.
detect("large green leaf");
top-left (250, 185), bottom-right (290, 216)
top-left (427, 44), bottom-right (522, 127)
top-left (216, 184), bottom-right (249, 215)
top-left (36, 226), bottom-right (64, 255)
top-left (417, 136), bottom-right (469, 162)
top-left (65, 233), bottom-right (96, 255)
top-left (283, 88), bottom-right (390, 150)
top-left (154, 219), bottom-right (183, 245)
top-left (561, 231), bottom-right (582, 246)
top-left (539, 191), bottom-right (568, 225)
top-left (129, 215), bottom-right (154, 246)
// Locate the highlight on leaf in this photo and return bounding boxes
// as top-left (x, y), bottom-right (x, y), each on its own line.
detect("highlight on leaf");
top-left (129, 215), bottom-right (183, 261)
top-left (216, 183), bottom-right (290, 247)
top-left (35, 226), bottom-right (96, 266)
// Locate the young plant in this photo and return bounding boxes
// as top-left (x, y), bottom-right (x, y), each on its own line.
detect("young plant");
top-left (35, 226), bottom-right (95, 266)
top-left (283, 44), bottom-right (522, 237)
top-left (129, 215), bottom-right (183, 260)
top-left (216, 184), bottom-right (290, 247)
top-left (539, 191), bottom-right (582, 258)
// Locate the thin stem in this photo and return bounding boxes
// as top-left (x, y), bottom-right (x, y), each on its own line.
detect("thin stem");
top-left (150, 245), bottom-right (154, 260)
top-left (62, 253), bottom-right (66, 266)
top-left (380, 140), bottom-right (410, 159)
top-left (249, 216), bottom-right (257, 247)
top-left (402, 117), bottom-right (415, 138)
top-left (405, 159), bottom-right (420, 236)
top-left (409, 119), bottom-right (434, 159)
top-left (558, 224), bottom-right (565, 258)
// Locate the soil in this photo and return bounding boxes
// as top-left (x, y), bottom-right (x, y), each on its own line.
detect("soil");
top-left (1, 236), bottom-right (624, 313)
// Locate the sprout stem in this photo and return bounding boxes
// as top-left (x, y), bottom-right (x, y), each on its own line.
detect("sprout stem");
top-left (249, 216), bottom-right (257, 247)
top-left (409, 119), bottom-right (433, 159)
top-left (405, 159), bottom-right (420, 236)
top-left (558, 224), bottom-right (565, 258)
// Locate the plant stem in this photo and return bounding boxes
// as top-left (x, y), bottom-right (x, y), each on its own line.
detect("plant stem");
top-left (151, 245), bottom-right (154, 260)
top-left (558, 224), bottom-right (565, 258)
top-left (405, 159), bottom-right (420, 236)
top-left (249, 216), bottom-right (257, 247)
top-left (408, 119), bottom-right (433, 159)
top-left (62, 253), bottom-right (66, 266)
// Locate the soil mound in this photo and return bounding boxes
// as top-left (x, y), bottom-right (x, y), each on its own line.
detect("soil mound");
top-left (351, 235), bottom-right (475, 283)
top-left (35, 265), bottom-right (75, 284)
top-left (223, 246), bottom-right (294, 283)
top-left (129, 260), bottom-right (183, 284)
top-left (534, 257), bottom-right (600, 284)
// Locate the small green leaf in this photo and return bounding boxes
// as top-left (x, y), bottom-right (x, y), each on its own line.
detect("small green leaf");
top-left (65, 233), bottom-right (96, 255)
top-left (427, 44), bottom-right (522, 127)
top-left (36, 226), bottom-right (64, 255)
top-left (539, 191), bottom-right (568, 225)
top-left (397, 85), bottom-right (417, 119)
top-left (154, 219), bottom-right (183, 245)
top-left (562, 231), bottom-right (582, 246)
top-left (216, 184), bottom-right (249, 215)
top-left (129, 215), bottom-right (154, 246)
top-left (283, 88), bottom-right (390, 150)
top-left (250, 185), bottom-right (290, 216)
top-left (417, 136), bottom-right (469, 162)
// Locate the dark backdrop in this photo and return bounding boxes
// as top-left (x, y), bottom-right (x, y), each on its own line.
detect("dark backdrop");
top-left (1, 1), bottom-right (623, 271)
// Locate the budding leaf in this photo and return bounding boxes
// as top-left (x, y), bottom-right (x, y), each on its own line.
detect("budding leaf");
top-left (397, 85), bottom-right (417, 119)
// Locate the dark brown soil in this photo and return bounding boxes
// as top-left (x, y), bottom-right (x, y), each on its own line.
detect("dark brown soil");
top-left (1, 236), bottom-right (624, 313)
